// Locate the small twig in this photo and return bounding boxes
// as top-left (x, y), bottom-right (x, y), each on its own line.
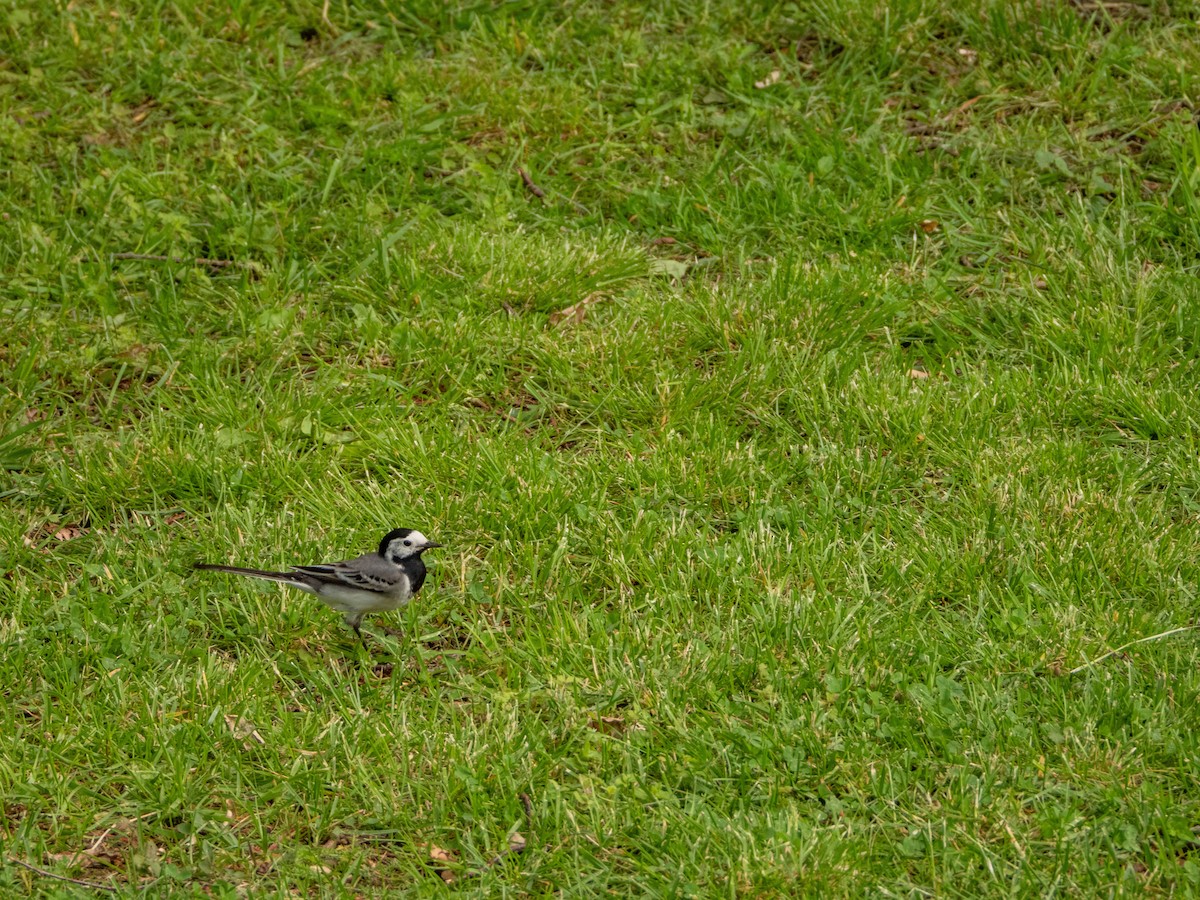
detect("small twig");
top-left (520, 792), bottom-right (533, 823)
top-left (516, 167), bottom-right (546, 199)
top-left (1068, 625), bottom-right (1200, 675)
top-left (8, 858), bottom-right (118, 893)
top-left (516, 167), bottom-right (590, 215)
top-left (110, 252), bottom-right (253, 271)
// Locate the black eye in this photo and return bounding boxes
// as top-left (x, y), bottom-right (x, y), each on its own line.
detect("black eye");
top-left (403, 540), bottom-right (412, 546)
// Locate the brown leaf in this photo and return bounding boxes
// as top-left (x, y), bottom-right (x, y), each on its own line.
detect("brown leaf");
top-left (907, 368), bottom-right (930, 380)
top-left (425, 844), bottom-right (457, 883)
top-left (754, 69), bottom-right (782, 89)
top-left (919, 219), bottom-right (939, 233)
top-left (224, 714), bottom-right (266, 745)
top-left (129, 100), bottom-right (156, 125)
top-left (588, 715), bottom-right (629, 735)
top-left (428, 845), bottom-right (455, 864)
top-left (508, 832), bottom-right (527, 853)
top-left (24, 522), bottom-right (90, 552)
top-left (548, 292), bottom-right (607, 326)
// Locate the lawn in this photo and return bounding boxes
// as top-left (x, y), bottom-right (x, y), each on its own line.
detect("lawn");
top-left (3, 0), bottom-right (1200, 895)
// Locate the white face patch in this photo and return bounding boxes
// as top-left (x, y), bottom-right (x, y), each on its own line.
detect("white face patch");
top-left (387, 531), bottom-right (428, 561)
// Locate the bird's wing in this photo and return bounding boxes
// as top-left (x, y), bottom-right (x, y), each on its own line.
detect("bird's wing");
top-left (292, 553), bottom-right (404, 594)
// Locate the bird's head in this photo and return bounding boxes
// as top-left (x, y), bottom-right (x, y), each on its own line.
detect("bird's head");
top-left (379, 528), bottom-right (443, 563)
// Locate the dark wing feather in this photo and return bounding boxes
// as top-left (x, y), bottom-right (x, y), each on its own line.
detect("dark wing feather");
top-left (291, 558), bottom-right (402, 594)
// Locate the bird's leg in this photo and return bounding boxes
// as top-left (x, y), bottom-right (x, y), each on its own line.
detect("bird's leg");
top-left (346, 613), bottom-right (369, 649)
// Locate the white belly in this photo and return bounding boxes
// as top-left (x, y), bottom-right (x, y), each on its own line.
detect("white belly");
top-left (312, 580), bottom-right (411, 614)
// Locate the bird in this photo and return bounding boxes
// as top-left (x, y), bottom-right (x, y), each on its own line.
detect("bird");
top-left (194, 528), bottom-right (442, 640)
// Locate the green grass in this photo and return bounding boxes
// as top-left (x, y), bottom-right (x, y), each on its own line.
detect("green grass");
top-left (3, 0), bottom-right (1200, 894)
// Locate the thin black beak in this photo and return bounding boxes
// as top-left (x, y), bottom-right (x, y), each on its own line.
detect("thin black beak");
top-left (423, 541), bottom-right (444, 550)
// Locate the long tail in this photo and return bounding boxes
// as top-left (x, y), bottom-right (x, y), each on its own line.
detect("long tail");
top-left (193, 563), bottom-right (312, 591)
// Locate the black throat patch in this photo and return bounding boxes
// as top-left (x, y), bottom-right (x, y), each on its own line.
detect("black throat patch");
top-left (399, 555), bottom-right (427, 595)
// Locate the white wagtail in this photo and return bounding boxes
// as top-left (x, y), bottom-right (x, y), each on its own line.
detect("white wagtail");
top-left (194, 528), bottom-right (442, 639)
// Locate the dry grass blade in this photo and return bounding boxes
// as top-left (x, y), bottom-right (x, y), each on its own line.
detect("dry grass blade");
top-left (1068, 625), bottom-right (1200, 675)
